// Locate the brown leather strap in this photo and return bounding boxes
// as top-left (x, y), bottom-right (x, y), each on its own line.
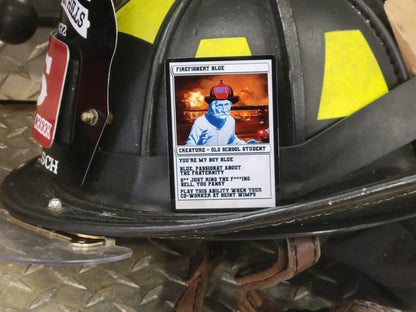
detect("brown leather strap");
top-left (236, 237), bottom-right (321, 312)
top-left (174, 242), bottom-right (223, 312)
top-left (331, 300), bottom-right (395, 312)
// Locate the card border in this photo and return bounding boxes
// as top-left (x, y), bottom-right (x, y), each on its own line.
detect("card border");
top-left (166, 56), bottom-right (279, 212)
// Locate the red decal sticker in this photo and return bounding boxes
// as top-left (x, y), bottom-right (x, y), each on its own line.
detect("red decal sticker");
top-left (32, 35), bottom-right (69, 148)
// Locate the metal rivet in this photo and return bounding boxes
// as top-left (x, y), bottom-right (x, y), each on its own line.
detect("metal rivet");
top-left (48, 198), bottom-right (63, 211)
top-left (81, 109), bottom-right (98, 126)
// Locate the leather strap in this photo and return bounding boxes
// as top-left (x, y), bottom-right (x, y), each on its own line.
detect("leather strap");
top-left (331, 300), bottom-right (395, 312)
top-left (174, 238), bottom-right (394, 312)
top-left (174, 242), bottom-right (223, 312)
top-left (236, 237), bottom-right (321, 312)
top-left (280, 77), bottom-right (416, 199)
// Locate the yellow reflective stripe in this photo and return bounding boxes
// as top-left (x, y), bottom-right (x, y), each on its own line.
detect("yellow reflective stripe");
top-left (196, 37), bottom-right (252, 57)
top-left (116, 0), bottom-right (175, 44)
top-left (318, 30), bottom-right (388, 120)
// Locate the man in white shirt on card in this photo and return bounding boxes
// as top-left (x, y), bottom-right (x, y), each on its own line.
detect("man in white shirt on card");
top-left (186, 81), bottom-right (257, 146)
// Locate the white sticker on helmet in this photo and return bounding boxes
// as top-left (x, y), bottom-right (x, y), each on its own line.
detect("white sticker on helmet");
top-left (167, 57), bottom-right (277, 211)
top-left (61, 0), bottom-right (91, 39)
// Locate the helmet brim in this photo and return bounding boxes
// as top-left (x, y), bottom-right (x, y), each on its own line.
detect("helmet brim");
top-left (3, 157), bottom-right (416, 240)
top-left (205, 96), bottom-right (239, 104)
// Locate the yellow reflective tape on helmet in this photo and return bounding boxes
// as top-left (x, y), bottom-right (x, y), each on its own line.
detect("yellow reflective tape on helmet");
top-left (196, 37), bottom-right (252, 57)
top-left (318, 30), bottom-right (389, 120)
top-left (116, 0), bottom-right (175, 44)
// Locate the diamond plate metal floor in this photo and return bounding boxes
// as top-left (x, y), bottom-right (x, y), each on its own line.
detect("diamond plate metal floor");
top-left (0, 28), bottom-right (50, 102)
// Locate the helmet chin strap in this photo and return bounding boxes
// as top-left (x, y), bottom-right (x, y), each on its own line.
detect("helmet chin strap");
top-left (280, 77), bottom-right (416, 199)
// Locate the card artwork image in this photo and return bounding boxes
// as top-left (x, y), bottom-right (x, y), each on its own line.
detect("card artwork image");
top-left (168, 58), bottom-right (276, 210)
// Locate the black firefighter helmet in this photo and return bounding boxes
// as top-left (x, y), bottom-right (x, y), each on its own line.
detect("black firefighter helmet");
top-left (1, 0), bottom-right (416, 241)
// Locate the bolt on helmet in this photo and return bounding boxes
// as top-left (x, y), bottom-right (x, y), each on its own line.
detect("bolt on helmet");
top-left (1, 0), bottom-right (416, 240)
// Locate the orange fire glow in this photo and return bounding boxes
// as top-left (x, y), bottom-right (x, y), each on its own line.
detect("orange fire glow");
top-left (184, 91), bottom-right (205, 108)
top-left (180, 74), bottom-right (269, 111)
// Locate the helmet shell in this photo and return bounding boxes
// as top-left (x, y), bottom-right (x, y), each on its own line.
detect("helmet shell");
top-left (1, 0), bottom-right (414, 239)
